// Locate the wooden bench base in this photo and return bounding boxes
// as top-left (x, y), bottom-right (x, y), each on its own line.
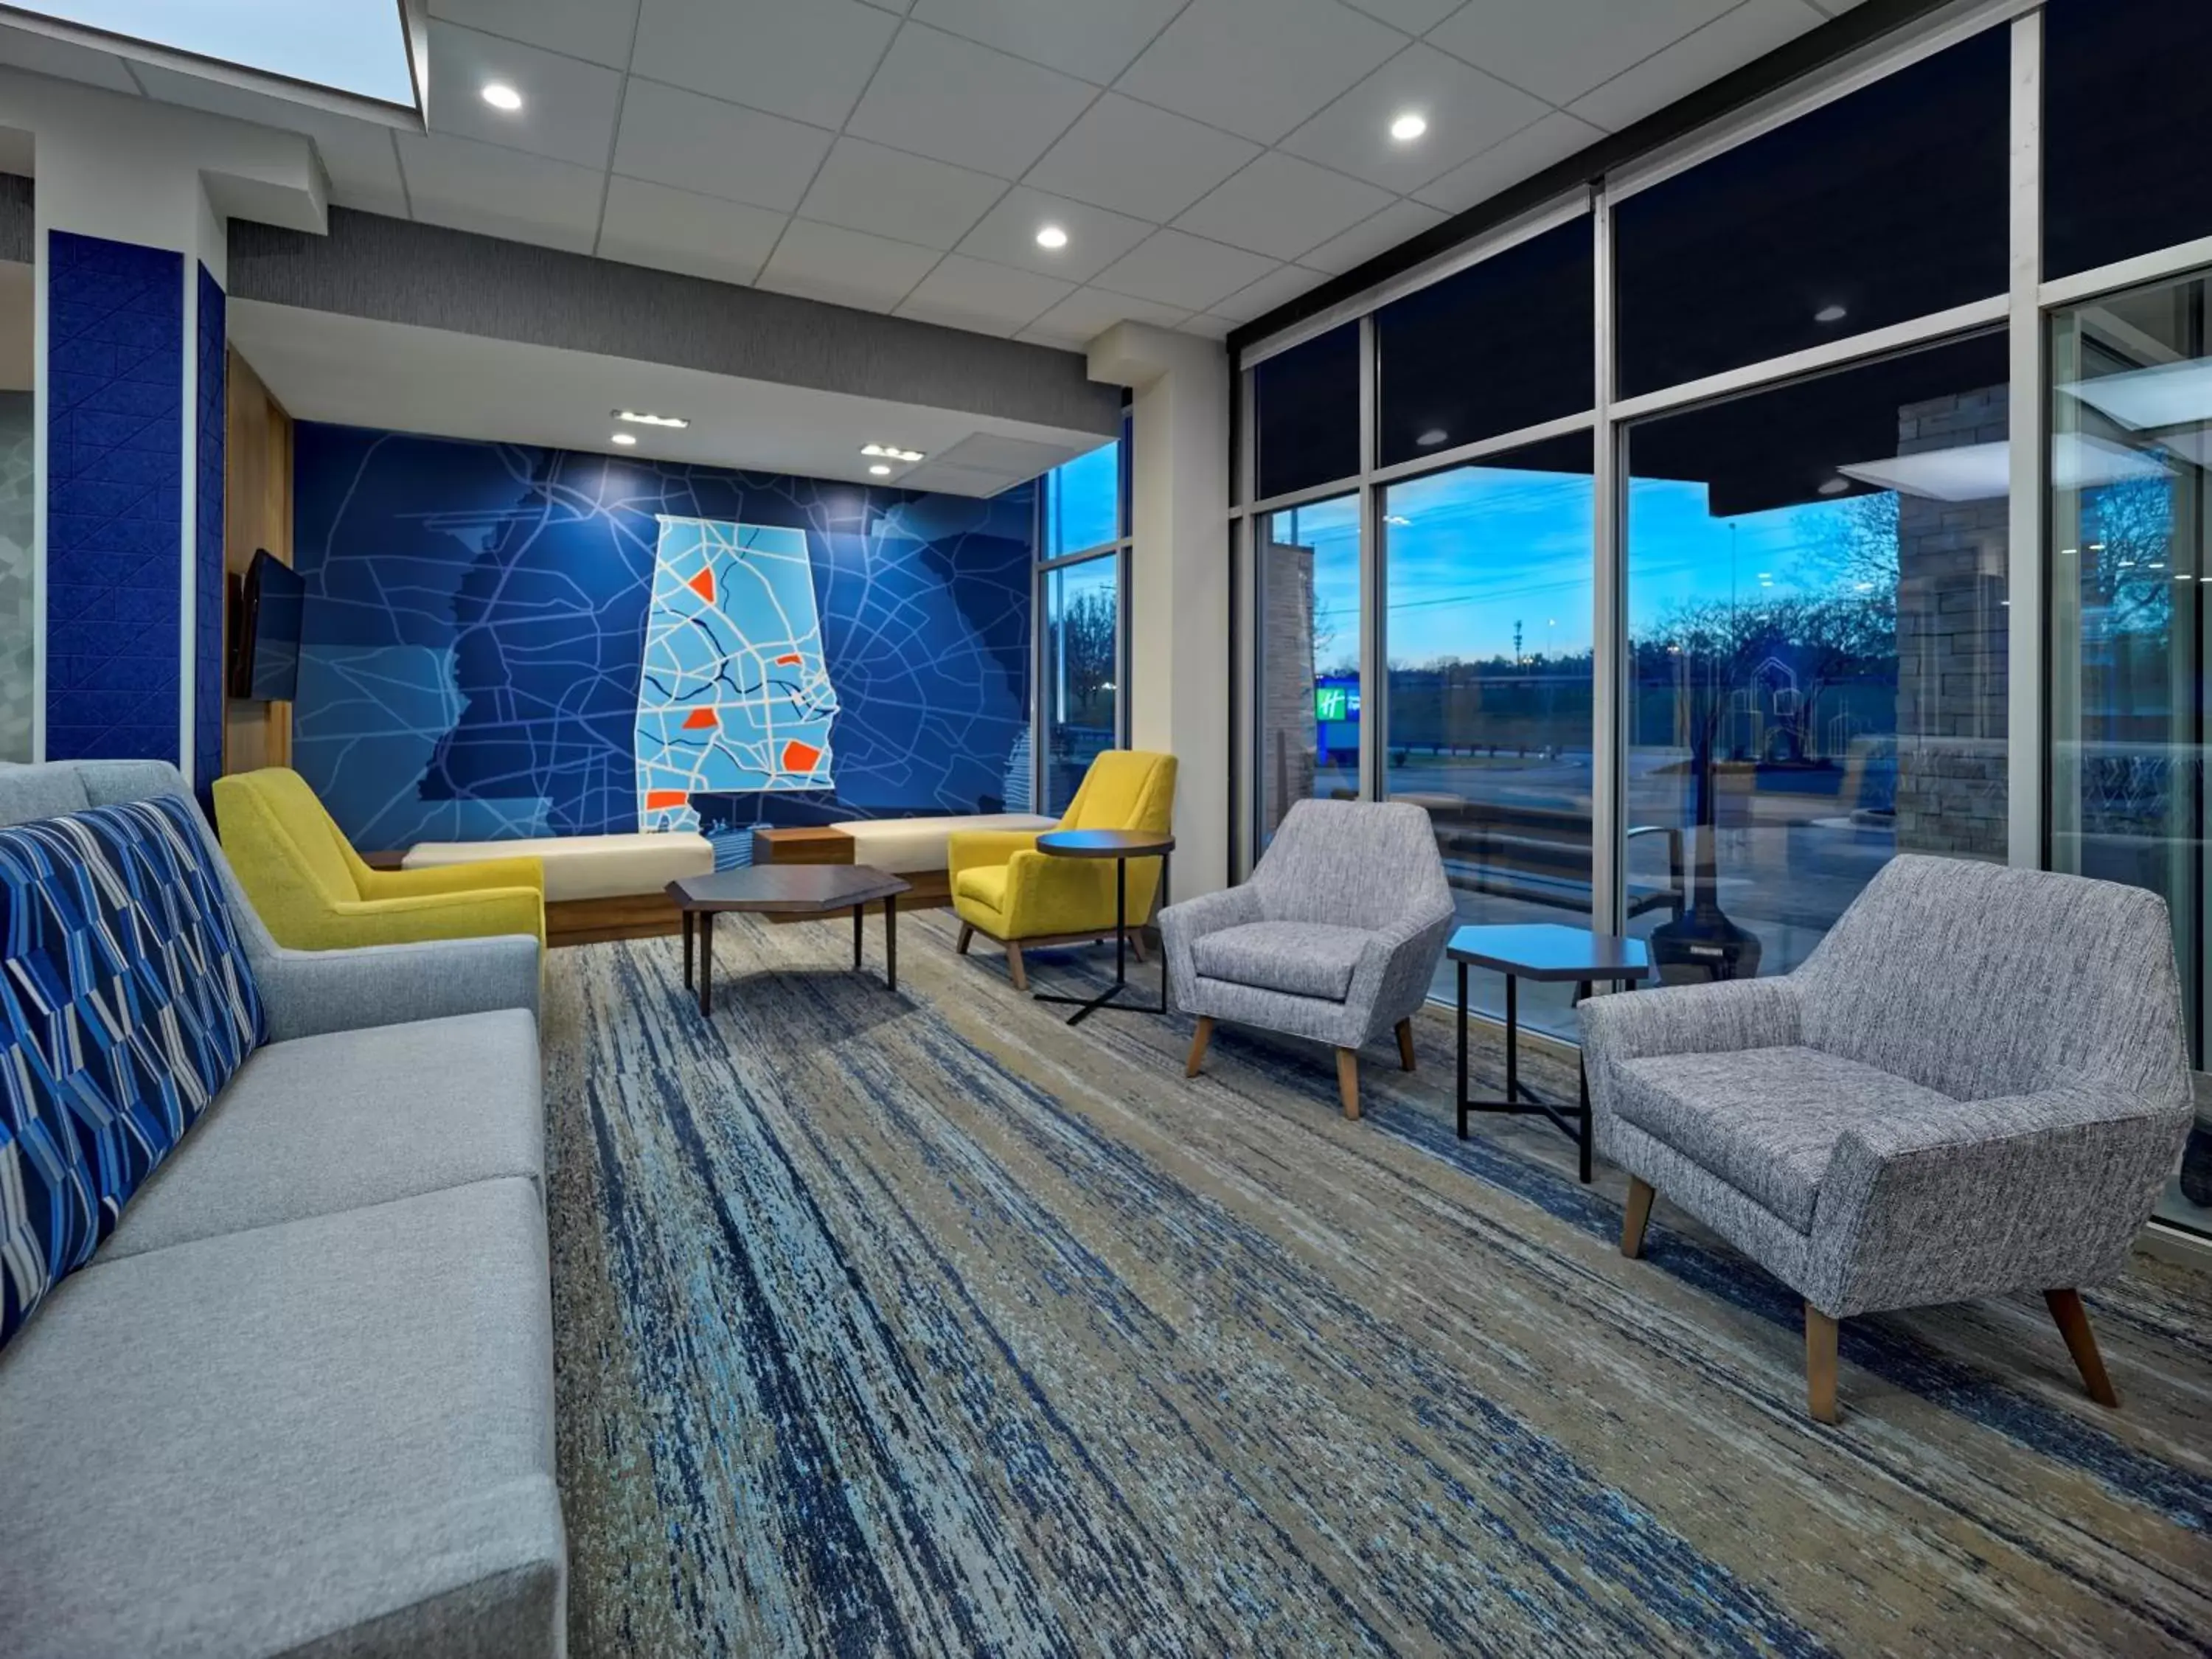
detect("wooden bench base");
top-left (546, 892), bottom-right (684, 948)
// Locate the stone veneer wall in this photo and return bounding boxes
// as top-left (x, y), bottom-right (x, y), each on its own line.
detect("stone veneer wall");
top-left (1262, 539), bottom-right (1316, 837)
top-left (0, 391), bottom-right (30, 762)
top-left (1892, 383), bottom-right (2009, 858)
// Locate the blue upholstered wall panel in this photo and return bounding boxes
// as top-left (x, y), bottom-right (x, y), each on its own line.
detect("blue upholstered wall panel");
top-left (194, 265), bottom-right (225, 796)
top-left (44, 231), bottom-right (182, 763)
top-left (291, 424), bottom-right (1034, 852)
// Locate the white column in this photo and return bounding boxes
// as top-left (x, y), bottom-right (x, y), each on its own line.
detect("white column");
top-left (1088, 322), bottom-right (1231, 897)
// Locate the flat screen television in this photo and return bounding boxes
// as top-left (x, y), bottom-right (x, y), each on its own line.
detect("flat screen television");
top-left (229, 549), bottom-right (304, 701)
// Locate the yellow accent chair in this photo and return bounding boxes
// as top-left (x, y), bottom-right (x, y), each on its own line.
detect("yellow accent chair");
top-left (212, 768), bottom-right (545, 953)
top-left (947, 750), bottom-right (1177, 990)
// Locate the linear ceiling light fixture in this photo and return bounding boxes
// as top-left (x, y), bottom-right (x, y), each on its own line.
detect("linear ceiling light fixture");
top-left (613, 409), bottom-right (689, 428)
top-left (860, 443), bottom-right (925, 462)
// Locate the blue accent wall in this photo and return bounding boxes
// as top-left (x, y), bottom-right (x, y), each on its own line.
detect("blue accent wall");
top-left (291, 424), bottom-right (1034, 852)
top-left (44, 231), bottom-right (183, 762)
top-left (193, 264), bottom-right (226, 798)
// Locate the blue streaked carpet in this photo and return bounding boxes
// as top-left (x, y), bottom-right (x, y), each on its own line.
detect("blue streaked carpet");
top-left (542, 914), bottom-right (2212, 1657)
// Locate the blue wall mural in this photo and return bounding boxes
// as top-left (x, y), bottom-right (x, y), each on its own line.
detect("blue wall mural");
top-left (291, 424), bottom-right (1033, 853)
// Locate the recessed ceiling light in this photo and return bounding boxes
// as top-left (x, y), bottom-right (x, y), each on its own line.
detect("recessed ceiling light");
top-left (1817, 476), bottom-right (1848, 495)
top-left (1416, 427), bottom-right (1448, 448)
top-left (611, 432), bottom-right (637, 447)
top-left (869, 463), bottom-right (891, 476)
top-left (1035, 224), bottom-right (1069, 250)
top-left (1814, 302), bottom-right (1848, 324)
top-left (481, 82), bottom-right (523, 112)
top-left (1389, 111), bottom-right (1427, 142)
top-left (613, 409), bottom-right (689, 428)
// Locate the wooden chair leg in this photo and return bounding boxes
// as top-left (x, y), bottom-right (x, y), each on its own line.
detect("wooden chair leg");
top-left (1806, 1305), bottom-right (1840, 1425)
top-left (1129, 928), bottom-right (1150, 964)
top-left (1395, 1018), bottom-right (1416, 1072)
top-left (1004, 942), bottom-right (1027, 992)
top-left (2045, 1289), bottom-right (2120, 1408)
top-left (956, 922), bottom-right (974, 956)
top-left (1335, 1048), bottom-right (1361, 1120)
top-left (1185, 1017), bottom-right (1214, 1078)
top-left (1620, 1177), bottom-right (1655, 1259)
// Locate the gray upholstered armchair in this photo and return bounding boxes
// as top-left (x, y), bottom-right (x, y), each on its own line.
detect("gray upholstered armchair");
top-left (1582, 855), bottom-right (2193, 1424)
top-left (1160, 799), bottom-right (1455, 1119)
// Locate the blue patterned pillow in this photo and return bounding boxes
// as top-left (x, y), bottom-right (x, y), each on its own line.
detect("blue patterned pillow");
top-left (0, 794), bottom-right (265, 1349)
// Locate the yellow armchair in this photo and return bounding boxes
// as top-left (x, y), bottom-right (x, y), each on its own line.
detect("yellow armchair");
top-left (212, 768), bottom-right (545, 953)
top-left (948, 749), bottom-right (1177, 989)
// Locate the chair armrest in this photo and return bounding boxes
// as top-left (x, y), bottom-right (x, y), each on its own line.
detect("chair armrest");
top-left (1809, 1077), bottom-right (2194, 1316)
top-left (1577, 975), bottom-right (1803, 1068)
top-left (947, 829), bottom-right (1043, 880)
top-left (256, 933), bottom-right (541, 1042)
top-left (361, 857), bottom-right (545, 900)
top-left (1342, 901), bottom-right (1456, 1040)
top-left (998, 846), bottom-right (1116, 922)
top-left (1156, 885), bottom-right (1265, 1009)
top-left (327, 886), bottom-right (545, 947)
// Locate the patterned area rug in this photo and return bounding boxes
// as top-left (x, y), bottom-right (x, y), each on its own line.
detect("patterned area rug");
top-left (543, 913), bottom-right (2212, 1658)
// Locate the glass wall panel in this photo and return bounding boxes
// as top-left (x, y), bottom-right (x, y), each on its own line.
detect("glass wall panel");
top-left (2048, 270), bottom-right (2212, 1239)
top-left (1259, 493), bottom-right (1360, 844)
top-left (1384, 433), bottom-right (1595, 1038)
top-left (1613, 27), bottom-right (2007, 398)
top-left (1042, 554), bottom-right (1121, 814)
top-left (0, 268), bottom-right (27, 762)
top-left (1043, 437), bottom-right (1120, 557)
top-left (1376, 219), bottom-right (1593, 467)
top-left (1254, 323), bottom-right (1360, 501)
top-left (2045, 0), bottom-right (2212, 282)
top-left (1626, 333), bottom-right (2009, 981)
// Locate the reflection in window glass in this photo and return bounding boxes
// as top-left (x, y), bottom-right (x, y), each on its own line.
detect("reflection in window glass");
top-left (2044, 0), bottom-right (2212, 281)
top-left (1627, 334), bottom-right (2008, 984)
top-left (1613, 27), bottom-right (2007, 397)
top-left (2048, 270), bottom-right (2212, 1238)
top-left (1254, 324), bottom-right (1360, 501)
top-left (1043, 554), bottom-right (1121, 814)
top-left (1259, 493), bottom-right (1360, 843)
top-left (1044, 439), bottom-right (1121, 557)
top-left (1384, 434), bottom-right (1597, 1039)
top-left (1376, 220), bottom-right (1593, 467)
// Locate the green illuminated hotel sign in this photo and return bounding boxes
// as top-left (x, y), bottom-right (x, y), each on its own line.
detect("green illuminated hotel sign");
top-left (1315, 686), bottom-right (1348, 722)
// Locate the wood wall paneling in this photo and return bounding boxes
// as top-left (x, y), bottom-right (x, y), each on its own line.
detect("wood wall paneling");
top-left (223, 346), bottom-right (293, 776)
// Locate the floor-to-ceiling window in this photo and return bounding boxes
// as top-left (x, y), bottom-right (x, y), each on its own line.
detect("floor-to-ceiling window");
top-left (1035, 430), bottom-right (1129, 814)
top-left (1258, 493), bottom-right (1360, 841)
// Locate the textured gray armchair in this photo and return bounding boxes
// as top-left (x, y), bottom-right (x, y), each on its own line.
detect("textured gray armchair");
top-left (1161, 799), bottom-right (1455, 1119)
top-left (1582, 855), bottom-right (2193, 1424)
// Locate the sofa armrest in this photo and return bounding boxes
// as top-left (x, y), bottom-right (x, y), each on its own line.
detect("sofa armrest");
top-left (947, 829), bottom-right (1043, 880)
top-left (257, 933), bottom-right (542, 1042)
top-left (1809, 1077), bottom-right (2194, 1315)
top-left (361, 857), bottom-right (544, 900)
top-left (1156, 885), bottom-right (1265, 1011)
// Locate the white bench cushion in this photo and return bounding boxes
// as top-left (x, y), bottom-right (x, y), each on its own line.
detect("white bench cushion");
top-left (835, 813), bottom-right (1057, 874)
top-left (404, 831), bottom-right (713, 902)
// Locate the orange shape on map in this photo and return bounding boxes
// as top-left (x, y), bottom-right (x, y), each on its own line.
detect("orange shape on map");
top-left (644, 789), bottom-right (689, 810)
top-left (682, 706), bottom-right (718, 729)
top-left (773, 653), bottom-right (801, 665)
top-left (781, 740), bottom-right (823, 773)
top-left (686, 566), bottom-right (715, 603)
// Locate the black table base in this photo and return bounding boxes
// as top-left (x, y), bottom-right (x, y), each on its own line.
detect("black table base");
top-left (1034, 850), bottom-right (1171, 1026)
top-left (1455, 964), bottom-right (1635, 1185)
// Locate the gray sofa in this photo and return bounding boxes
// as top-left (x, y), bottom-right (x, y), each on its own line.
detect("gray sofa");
top-left (0, 761), bottom-right (565, 1658)
top-left (1582, 854), bottom-right (2194, 1425)
top-left (1161, 799), bottom-right (1455, 1119)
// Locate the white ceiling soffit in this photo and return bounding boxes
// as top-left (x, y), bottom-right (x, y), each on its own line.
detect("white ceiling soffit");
top-left (1, 0), bottom-right (1844, 345)
top-left (226, 299), bottom-right (1108, 495)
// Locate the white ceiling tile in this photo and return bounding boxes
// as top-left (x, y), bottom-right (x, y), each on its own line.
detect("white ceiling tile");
top-left (1341, 0), bottom-right (1462, 31)
top-left (613, 80), bottom-right (832, 212)
top-left (895, 253), bottom-right (1074, 335)
top-left (1566, 0), bottom-right (1820, 132)
top-left (1428, 0), bottom-right (1737, 108)
top-left (1411, 109), bottom-right (1604, 212)
top-left (0, 26), bottom-right (139, 91)
top-left (1177, 313), bottom-right (1236, 340)
top-left (911, 0), bottom-right (1186, 83)
top-left (428, 0), bottom-right (642, 67)
top-left (1298, 197), bottom-right (1447, 274)
top-left (426, 21), bottom-right (624, 167)
top-left (1016, 286), bottom-right (1189, 347)
top-left (631, 0), bottom-right (900, 130)
top-left (1113, 0), bottom-right (1406, 146)
top-left (846, 24), bottom-right (1097, 178)
top-left (1209, 263), bottom-right (1330, 324)
top-left (1022, 92), bottom-right (1259, 223)
top-left (597, 176), bottom-right (787, 284)
top-left (956, 186), bottom-right (1152, 283)
top-left (757, 219), bottom-right (940, 311)
top-left (1278, 43), bottom-right (1550, 193)
top-left (396, 133), bottom-right (605, 252)
top-left (799, 136), bottom-right (1006, 251)
top-left (129, 63), bottom-right (411, 212)
top-left (1172, 152), bottom-right (1391, 262)
top-left (1091, 229), bottom-right (1279, 311)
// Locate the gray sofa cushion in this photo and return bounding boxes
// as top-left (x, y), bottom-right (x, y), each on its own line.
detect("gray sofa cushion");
top-left (0, 1178), bottom-right (563, 1659)
top-left (1192, 919), bottom-right (1372, 1001)
top-left (0, 764), bottom-right (91, 826)
top-left (99, 1009), bottom-right (543, 1262)
top-left (1612, 1046), bottom-right (1956, 1231)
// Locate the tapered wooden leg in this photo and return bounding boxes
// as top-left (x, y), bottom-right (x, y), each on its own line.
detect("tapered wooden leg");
top-left (1185, 1016), bottom-right (1214, 1078)
top-left (1335, 1048), bottom-right (1360, 1120)
top-left (1395, 1018), bottom-right (1416, 1072)
top-left (1004, 942), bottom-right (1028, 992)
top-left (1806, 1305), bottom-right (1840, 1425)
top-left (956, 922), bottom-right (974, 956)
top-left (2045, 1289), bottom-right (2119, 1408)
top-left (1620, 1177), bottom-right (1655, 1259)
top-left (1129, 929), bottom-right (1150, 964)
